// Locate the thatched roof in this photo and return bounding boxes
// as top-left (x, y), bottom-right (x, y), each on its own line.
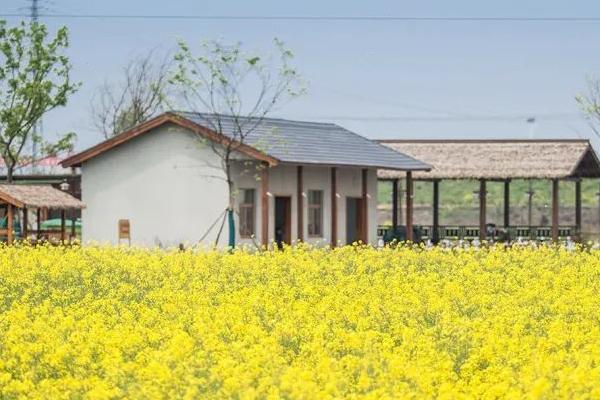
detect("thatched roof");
top-left (0, 184), bottom-right (85, 209)
top-left (378, 139), bottom-right (600, 180)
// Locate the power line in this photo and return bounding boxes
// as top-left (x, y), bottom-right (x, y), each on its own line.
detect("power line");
top-left (2, 13), bottom-right (600, 22)
top-left (282, 113), bottom-right (582, 122)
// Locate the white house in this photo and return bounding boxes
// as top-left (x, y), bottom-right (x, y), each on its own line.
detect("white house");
top-left (62, 112), bottom-right (429, 248)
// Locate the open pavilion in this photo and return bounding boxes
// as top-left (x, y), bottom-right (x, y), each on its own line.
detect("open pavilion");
top-left (378, 139), bottom-right (600, 243)
top-left (0, 184), bottom-right (85, 244)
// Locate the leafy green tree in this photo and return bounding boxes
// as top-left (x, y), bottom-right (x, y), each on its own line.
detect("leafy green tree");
top-left (576, 76), bottom-right (600, 137)
top-left (0, 20), bottom-right (78, 182)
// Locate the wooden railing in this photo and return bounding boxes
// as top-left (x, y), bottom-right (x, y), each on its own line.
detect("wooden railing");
top-left (378, 225), bottom-right (579, 243)
top-left (0, 229), bottom-right (80, 244)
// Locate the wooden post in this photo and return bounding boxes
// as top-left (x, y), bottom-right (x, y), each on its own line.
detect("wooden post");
top-left (23, 207), bottom-right (28, 241)
top-left (70, 210), bottom-right (76, 243)
top-left (432, 180), bottom-right (440, 244)
top-left (60, 209), bottom-right (66, 244)
top-left (392, 179), bottom-right (399, 230)
top-left (297, 166), bottom-right (304, 242)
top-left (331, 167), bottom-right (338, 247)
top-left (6, 204), bottom-right (13, 245)
top-left (261, 164), bottom-right (269, 248)
top-left (361, 169), bottom-right (369, 244)
top-left (552, 179), bottom-right (559, 242)
top-left (479, 179), bottom-right (487, 240)
top-left (406, 171), bottom-right (413, 242)
top-left (575, 179), bottom-right (582, 240)
top-left (504, 180), bottom-right (510, 228)
top-left (36, 208), bottom-right (41, 240)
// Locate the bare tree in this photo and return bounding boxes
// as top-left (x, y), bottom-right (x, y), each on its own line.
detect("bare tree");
top-left (92, 49), bottom-right (170, 139)
top-left (576, 76), bottom-right (600, 136)
top-left (170, 38), bottom-right (304, 248)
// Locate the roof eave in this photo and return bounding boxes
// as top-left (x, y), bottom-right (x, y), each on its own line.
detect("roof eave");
top-left (568, 142), bottom-right (600, 178)
top-left (278, 160), bottom-right (431, 171)
top-left (61, 112), bottom-right (280, 168)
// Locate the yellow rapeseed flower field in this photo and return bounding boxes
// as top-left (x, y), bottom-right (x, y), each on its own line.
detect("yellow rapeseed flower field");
top-left (0, 244), bottom-right (599, 399)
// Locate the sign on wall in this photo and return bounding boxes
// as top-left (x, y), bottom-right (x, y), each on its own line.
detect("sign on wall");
top-left (118, 219), bottom-right (131, 245)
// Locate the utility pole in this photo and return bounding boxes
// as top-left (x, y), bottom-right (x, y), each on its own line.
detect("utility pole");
top-left (28, 0), bottom-right (42, 171)
top-left (31, 0), bottom-right (39, 21)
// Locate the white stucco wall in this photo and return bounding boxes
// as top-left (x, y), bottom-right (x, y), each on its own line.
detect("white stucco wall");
top-left (232, 163), bottom-right (379, 247)
top-left (82, 123), bottom-right (229, 247)
top-left (81, 123), bottom-right (380, 248)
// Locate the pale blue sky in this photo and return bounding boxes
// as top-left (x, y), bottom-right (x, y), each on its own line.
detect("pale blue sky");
top-left (3, 0), bottom-right (600, 149)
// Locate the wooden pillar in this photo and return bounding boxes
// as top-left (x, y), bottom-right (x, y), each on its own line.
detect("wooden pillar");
top-left (392, 179), bottom-right (399, 230)
top-left (575, 179), bottom-right (582, 239)
top-left (6, 204), bottom-right (13, 245)
top-left (504, 180), bottom-right (510, 228)
top-left (60, 210), bottom-right (66, 244)
top-left (432, 180), bottom-right (440, 244)
top-left (23, 207), bottom-right (28, 241)
top-left (361, 169), bottom-right (369, 243)
top-left (70, 210), bottom-right (76, 243)
top-left (331, 167), bottom-right (338, 247)
top-left (261, 164), bottom-right (269, 248)
top-left (36, 208), bottom-right (41, 240)
top-left (297, 166), bottom-right (304, 242)
top-left (552, 179), bottom-right (559, 242)
top-left (406, 171), bottom-right (413, 242)
top-left (479, 179), bottom-right (487, 240)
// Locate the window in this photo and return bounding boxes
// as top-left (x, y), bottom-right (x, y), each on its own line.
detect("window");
top-left (239, 189), bottom-right (256, 238)
top-left (308, 190), bottom-right (323, 237)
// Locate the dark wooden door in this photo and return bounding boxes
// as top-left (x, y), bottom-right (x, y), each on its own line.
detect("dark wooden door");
top-left (346, 197), bottom-right (364, 244)
top-left (275, 196), bottom-right (292, 249)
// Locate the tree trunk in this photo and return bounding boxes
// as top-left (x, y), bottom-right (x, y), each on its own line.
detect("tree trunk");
top-left (226, 165), bottom-right (236, 249)
top-left (6, 164), bottom-right (14, 184)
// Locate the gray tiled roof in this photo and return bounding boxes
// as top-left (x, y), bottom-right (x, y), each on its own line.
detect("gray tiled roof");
top-left (179, 112), bottom-right (430, 171)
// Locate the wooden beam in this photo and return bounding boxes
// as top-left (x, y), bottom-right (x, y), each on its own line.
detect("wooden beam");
top-left (575, 179), bottom-right (582, 240)
top-left (362, 169), bottom-right (369, 244)
top-left (406, 171), bottom-right (413, 242)
top-left (504, 180), bottom-right (510, 228)
top-left (7, 204), bottom-right (13, 245)
top-left (432, 180), bottom-right (440, 244)
top-left (23, 207), bottom-right (28, 241)
top-left (392, 179), bottom-right (399, 230)
top-left (331, 167), bottom-right (338, 247)
top-left (297, 166), bottom-right (304, 242)
top-left (479, 179), bottom-right (487, 240)
top-left (552, 179), bottom-right (559, 242)
top-left (261, 164), bottom-right (269, 248)
top-left (60, 210), bottom-right (66, 244)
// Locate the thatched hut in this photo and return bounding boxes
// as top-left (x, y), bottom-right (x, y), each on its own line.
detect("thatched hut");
top-left (0, 184), bottom-right (86, 244)
top-left (377, 139), bottom-right (600, 243)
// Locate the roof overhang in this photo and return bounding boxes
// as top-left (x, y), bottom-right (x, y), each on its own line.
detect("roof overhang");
top-left (61, 112), bottom-right (280, 168)
top-left (0, 184), bottom-right (86, 209)
top-left (278, 160), bottom-right (431, 171)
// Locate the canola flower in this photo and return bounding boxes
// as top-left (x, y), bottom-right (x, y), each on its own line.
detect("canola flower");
top-left (0, 244), bottom-right (600, 399)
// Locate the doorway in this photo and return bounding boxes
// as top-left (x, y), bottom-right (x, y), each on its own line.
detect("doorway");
top-left (346, 197), bottom-right (364, 244)
top-left (275, 196), bottom-right (292, 249)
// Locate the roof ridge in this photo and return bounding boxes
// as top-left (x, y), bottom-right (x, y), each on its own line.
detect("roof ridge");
top-left (176, 111), bottom-right (339, 128)
top-left (377, 138), bottom-right (591, 144)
